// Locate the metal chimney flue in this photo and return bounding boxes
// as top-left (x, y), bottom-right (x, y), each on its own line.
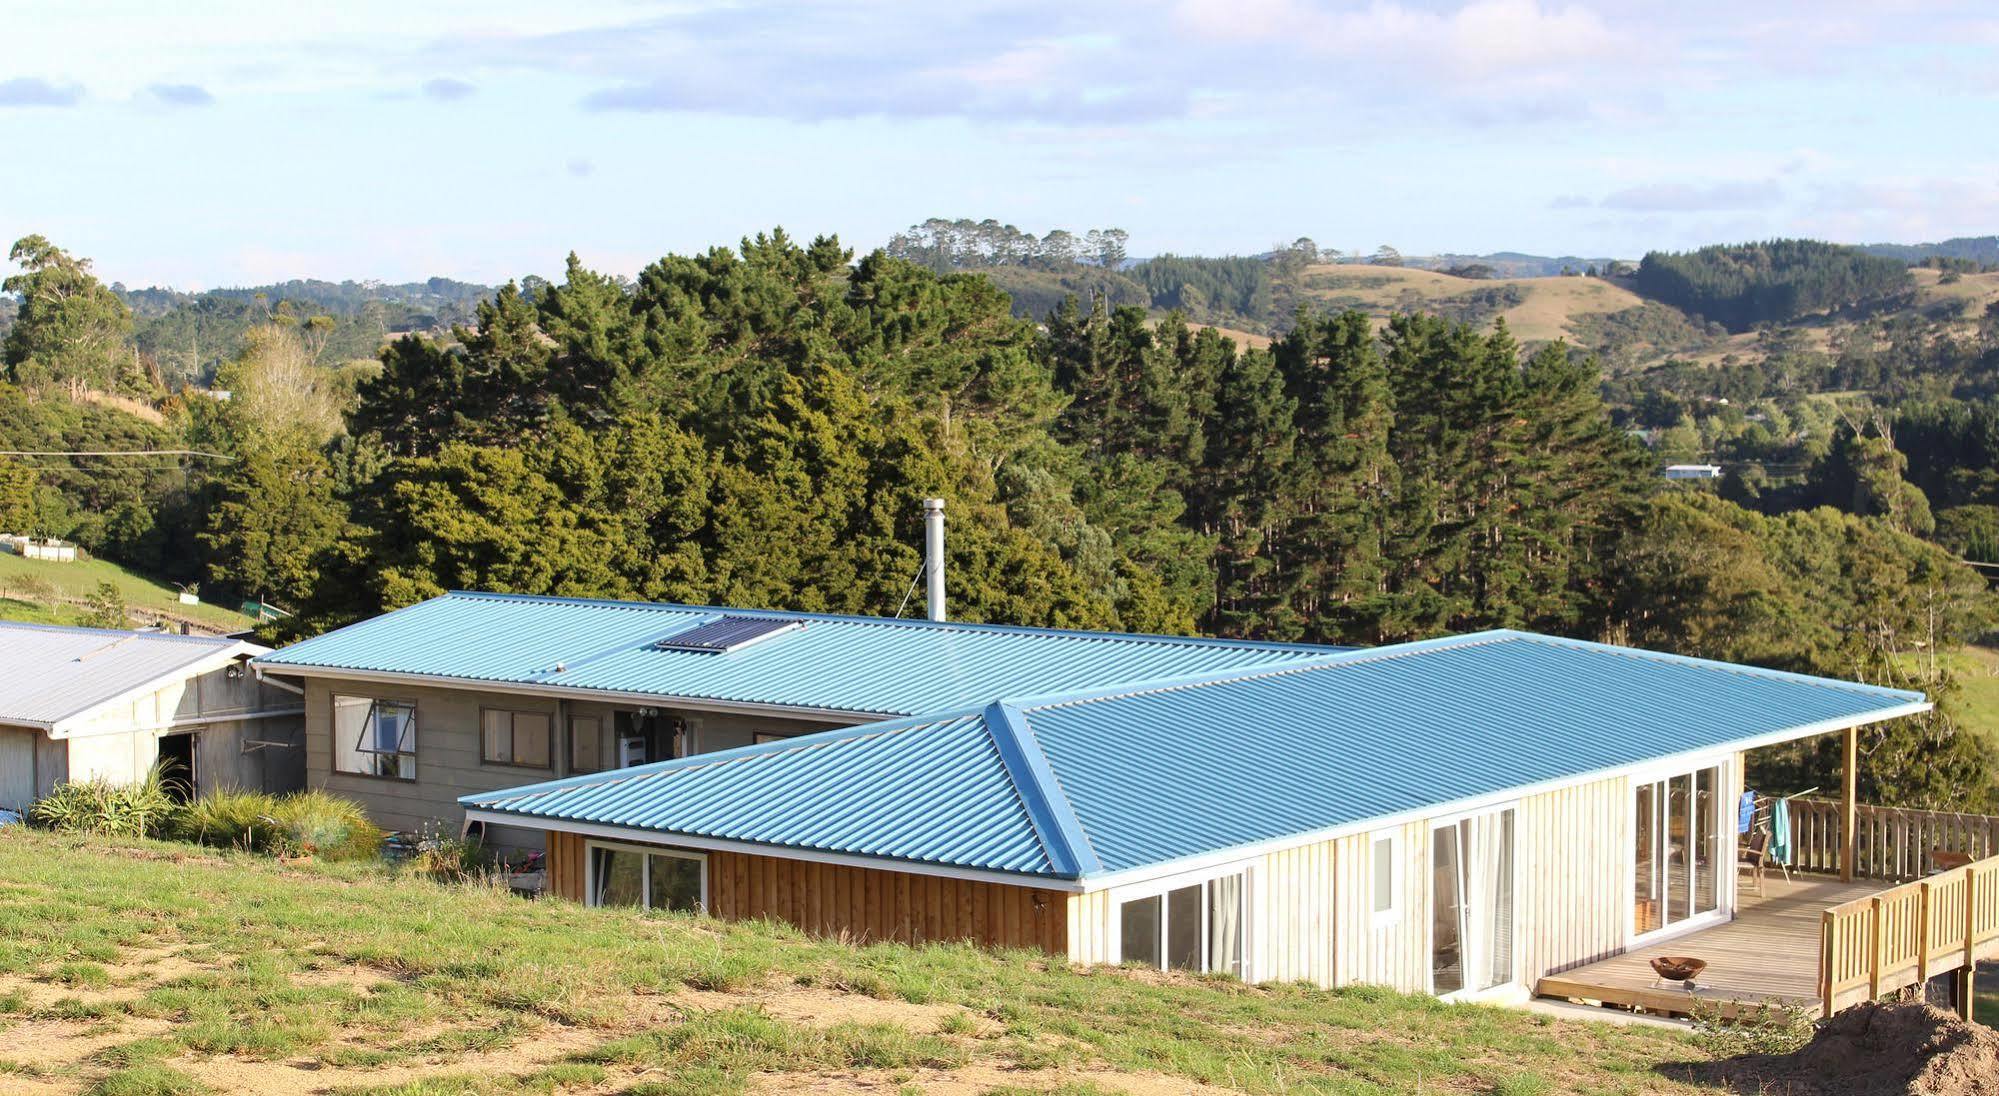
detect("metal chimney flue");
top-left (923, 498), bottom-right (946, 622)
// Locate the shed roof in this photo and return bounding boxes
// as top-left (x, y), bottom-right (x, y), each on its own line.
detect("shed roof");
top-left (462, 630), bottom-right (1929, 885)
top-left (0, 623), bottom-right (260, 731)
top-left (254, 592), bottom-right (1343, 717)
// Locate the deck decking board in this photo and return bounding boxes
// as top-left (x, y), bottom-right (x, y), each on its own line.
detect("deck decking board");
top-left (1535, 874), bottom-right (1881, 1016)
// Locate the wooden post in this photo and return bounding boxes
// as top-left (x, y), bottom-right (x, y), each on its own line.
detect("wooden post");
top-left (1868, 896), bottom-right (1884, 1000)
top-left (1821, 909), bottom-right (1838, 1019)
top-left (1843, 724), bottom-right (1859, 882)
top-left (1957, 966), bottom-right (1976, 1022)
top-left (1967, 867), bottom-right (1979, 971)
top-left (1917, 882), bottom-right (1932, 986)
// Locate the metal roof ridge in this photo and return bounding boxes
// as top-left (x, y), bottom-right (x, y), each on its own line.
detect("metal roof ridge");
top-left (1503, 630), bottom-right (1931, 702)
top-left (1008, 630), bottom-right (1517, 713)
top-left (438, 590), bottom-right (1343, 653)
top-left (525, 616), bottom-right (727, 684)
top-left (0, 620), bottom-right (239, 647)
top-left (982, 702), bottom-right (1101, 879)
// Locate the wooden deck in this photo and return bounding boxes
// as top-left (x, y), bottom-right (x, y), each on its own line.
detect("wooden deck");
top-left (1536, 873), bottom-right (1880, 1017)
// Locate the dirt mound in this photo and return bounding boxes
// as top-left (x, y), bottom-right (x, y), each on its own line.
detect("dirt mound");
top-left (1677, 1002), bottom-right (1999, 1095)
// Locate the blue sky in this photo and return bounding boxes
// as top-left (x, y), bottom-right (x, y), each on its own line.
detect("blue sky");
top-left (2, 0), bottom-right (1995, 288)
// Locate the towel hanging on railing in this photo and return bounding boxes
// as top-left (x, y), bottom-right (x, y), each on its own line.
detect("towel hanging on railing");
top-left (1739, 789), bottom-right (1756, 835)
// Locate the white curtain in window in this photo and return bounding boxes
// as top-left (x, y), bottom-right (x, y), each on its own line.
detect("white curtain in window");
top-left (1208, 874), bottom-right (1242, 977)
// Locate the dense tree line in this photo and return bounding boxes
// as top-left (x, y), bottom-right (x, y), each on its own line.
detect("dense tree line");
top-left (1635, 240), bottom-right (1912, 332)
top-left (5, 230), bottom-right (1993, 808)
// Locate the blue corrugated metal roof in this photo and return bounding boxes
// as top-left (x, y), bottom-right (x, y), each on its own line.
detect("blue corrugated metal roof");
top-left (255, 592), bottom-right (1343, 716)
top-left (462, 630), bottom-right (1928, 881)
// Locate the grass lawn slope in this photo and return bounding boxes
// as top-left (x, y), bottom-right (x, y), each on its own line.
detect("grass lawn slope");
top-left (0, 829), bottom-right (1711, 1095)
top-left (0, 553), bottom-right (252, 633)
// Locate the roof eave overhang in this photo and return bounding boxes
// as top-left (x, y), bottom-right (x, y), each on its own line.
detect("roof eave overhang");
top-left (461, 808), bottom-right (1087, 893)
top-left (248, 662), bottom-right (881, 725)
top-left (44, 642), bottom-right (267, 738)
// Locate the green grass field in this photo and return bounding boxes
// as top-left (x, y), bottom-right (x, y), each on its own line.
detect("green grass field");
top-left (0, 829), bottom-right (1714, 1095)
top-left (0, 552), bottom-right (251, 633)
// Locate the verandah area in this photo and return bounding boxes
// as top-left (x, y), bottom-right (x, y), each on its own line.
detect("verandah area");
top-left (1537, 799), bottom-right (1999, 1019)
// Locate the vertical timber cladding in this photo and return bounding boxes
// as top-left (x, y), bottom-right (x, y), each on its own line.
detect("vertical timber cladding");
top-left (1066, 772), bottom-right (1643, 993)
top-left (1516, 773), bottom-right (1633, 982)
top-left (542, 834), bottom-right (1067, 955)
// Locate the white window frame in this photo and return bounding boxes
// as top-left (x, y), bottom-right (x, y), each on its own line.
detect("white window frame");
top-left (1627, 755), bottom-right (1733, 948)
top-left (480, 707), bottom-right (554, 770)
top-left (1425, 801), bottom-right (1521, 1002)
top-left (1368, 829), bottom-right (1404, 926)
top-left (1107, 862), bottom-right (1252, 979)
top-left (582, 839), bottom-right (710, 914)
top-left (331, 694), bottom-right (417, 781)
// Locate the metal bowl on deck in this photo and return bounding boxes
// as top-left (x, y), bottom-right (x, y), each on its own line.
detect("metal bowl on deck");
top-left (1650, 956), bottom-right (1707, 986)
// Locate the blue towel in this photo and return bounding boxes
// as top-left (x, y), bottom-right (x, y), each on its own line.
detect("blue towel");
top-left (1770, 798), bottom-right (1792, 865)
top-left (1738, 790), bottom-right (1755, 835)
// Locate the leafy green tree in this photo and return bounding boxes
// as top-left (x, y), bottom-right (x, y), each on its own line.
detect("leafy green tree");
top-left (80, 581), bottom-right (127, 629)
top-left (0, 456), bottom-right (37, 532)
top-left (199, 438), bottom-right (350, 610)
top-left (2, 236), bottom-right (142, 397)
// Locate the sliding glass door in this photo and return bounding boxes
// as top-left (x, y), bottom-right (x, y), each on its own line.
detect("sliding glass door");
top-left (1431, 807), bottom-right (1516, 997)
top-left (1632, 764), bottom-right (1723, 938)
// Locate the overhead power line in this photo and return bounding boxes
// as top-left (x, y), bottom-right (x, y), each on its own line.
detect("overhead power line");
top-left (0, 449), bottom-right (236, 461)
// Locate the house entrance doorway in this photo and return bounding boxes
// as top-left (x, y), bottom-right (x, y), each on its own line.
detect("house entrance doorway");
top-left (157, 733), bottom-right (196, 802)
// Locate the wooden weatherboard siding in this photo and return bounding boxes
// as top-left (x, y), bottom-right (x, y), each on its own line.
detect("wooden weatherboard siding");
top-left (1516, 774), bottom-right (1634, 982)
top-left (1067, 771), bottom-right (1638, 993)
top-left (544, 833), bottom-right (1067, 954)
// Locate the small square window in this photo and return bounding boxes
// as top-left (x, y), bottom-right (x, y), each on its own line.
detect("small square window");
top-left (333, 695), bottom-right (415, 779)
top-left (482, 709), bottom-right (553, 768)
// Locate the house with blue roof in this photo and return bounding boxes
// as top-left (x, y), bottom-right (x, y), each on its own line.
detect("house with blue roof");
top-left (252, 591), bottom-right (1985, 1016)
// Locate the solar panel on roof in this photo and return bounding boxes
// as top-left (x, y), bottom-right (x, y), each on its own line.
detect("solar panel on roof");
top-left (652, 616), bottom-right (802, 654)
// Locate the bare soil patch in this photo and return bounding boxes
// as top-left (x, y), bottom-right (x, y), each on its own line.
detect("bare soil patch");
top-left (1670, 1001), bottom-right (1999, 1095)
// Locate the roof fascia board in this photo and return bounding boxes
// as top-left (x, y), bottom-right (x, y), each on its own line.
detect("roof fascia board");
top-left (57, 705), bottom-right (307, 740)
top-left (1072, 700), bottom-right (1932, 892)
top-left (983, 702), bottom-right (1102, 877)
top-left (248, 663), bottom-right (877, 723)
top-left (44, 642), bottom-right (264, 735)
top-left (461, 809), bottom-right (1086, 892)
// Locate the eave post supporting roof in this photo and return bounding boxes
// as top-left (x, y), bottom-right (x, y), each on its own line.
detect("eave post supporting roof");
top-left (1842, 723), bottom-right (1858, 883)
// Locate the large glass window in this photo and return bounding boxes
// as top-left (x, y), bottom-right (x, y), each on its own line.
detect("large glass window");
top-left (589, 844), bottom-right (705, 913)
top-left (1431, 808), bottom-right (1516, 997)
top-left (332, 695), bottom-right (415, 779)
top-left (1117, 873), bottom-right (1246, 976)
top-left (482, 710), bottom-right (552, 768)
top-left (1633, 763), bottom-right (1724, 936)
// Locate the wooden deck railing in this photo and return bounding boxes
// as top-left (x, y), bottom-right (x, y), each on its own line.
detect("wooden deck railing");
top-left (1818, 854), bottom-right (1999, 1016)
top-left (1785, 798), bottom-right (1999, 881)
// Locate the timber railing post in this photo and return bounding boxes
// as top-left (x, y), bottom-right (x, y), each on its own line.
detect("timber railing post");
top-left (1868, 896), bottom-right (1884, 1001)
top-left (1967, 867), bottom-right (1980, 972)
top-left (1917, 881), bottom-right (1932, 986)
top-left (1821, 908), bottom-right (1837, 1019)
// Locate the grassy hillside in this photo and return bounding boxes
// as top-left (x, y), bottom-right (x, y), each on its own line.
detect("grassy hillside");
top-left (0, 552), bottom-right (252, 633)
top-left (1297, 265), bottom-right (1651, 345)
top-left (0, 829), bottom-right (1713, 1095)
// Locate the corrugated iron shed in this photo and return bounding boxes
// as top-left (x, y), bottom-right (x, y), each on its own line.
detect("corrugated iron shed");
top-left (254, 592), bottom-right (1345, 716)
top-left (0, 623), bottom-right (260, 730)
top-left (462, 630), bottom-right (1929, 882)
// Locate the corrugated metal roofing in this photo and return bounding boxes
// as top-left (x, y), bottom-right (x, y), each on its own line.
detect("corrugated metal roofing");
top-left (466, 712), bottom-right (1061, 875)
top-left (255, 592), bottom-right (1343, 716)
top-left (463, 630), bottom-right (1928, 881)
top-left (0, 623), bottom-right (254, 729)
